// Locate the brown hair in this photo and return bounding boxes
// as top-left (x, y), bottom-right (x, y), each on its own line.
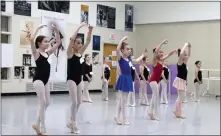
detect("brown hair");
top-left (84, 54), bottom-right (90, 61)
top-left (120, 42), bottom-right (129, 50)
top-left (35, 35), bottom-right (46, 49)
top-left (142, 56), bottom-right (147, 61)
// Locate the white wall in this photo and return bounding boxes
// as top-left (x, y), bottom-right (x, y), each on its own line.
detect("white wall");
top-left (5, 1), bottom-right (136, 31)
top-left (2, 1), bottom-right (137, 93)
top-left (134, 2), bottom-right (220, 24)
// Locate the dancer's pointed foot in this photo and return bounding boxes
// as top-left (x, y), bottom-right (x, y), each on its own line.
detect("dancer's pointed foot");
top-left (114, 117), bottom-right (122, 125)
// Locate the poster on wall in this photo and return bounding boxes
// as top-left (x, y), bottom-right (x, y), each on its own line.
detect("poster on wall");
top-left (14, 0), bottom-right (31, 16)
top-left (125, 4), bottom-right (134, 32)
top-left (23, 54), bottom-right (31, 66)
top-left (1, 0), bottom-right (5, 12)
top-left (81, 5), bottom-right (89, 24)
top-left (14, 66), bottom-right (25, 79)
top-left (28, 67), bottom-right (36, 79)
top-left (92, 52), bottom-right (99, 65)
top-left (20, 20), bottom-right (33, 47)
top-left (77, 33), bottom-right (85, 45)
top-left (93, 35), bottom-right (100, 51)
top-left (96, 4), bottom-right (116, 29)
top-left (38, 1), bottom-right (70, 14)
top-left (41, 12), bottom-right (66, 81)
top-left (1, 44), bottom-right (14, 67)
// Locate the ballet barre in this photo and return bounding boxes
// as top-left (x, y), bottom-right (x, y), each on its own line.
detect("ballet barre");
top-left (201, 69), bottom-right (220, 98)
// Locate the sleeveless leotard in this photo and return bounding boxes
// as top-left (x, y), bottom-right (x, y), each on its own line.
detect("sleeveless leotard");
top-left (83, 62), bottom-right (92, 82)
top-left (33, 52), bottom-right (50, 85)
top-left (104, 66), bottom-right (110, 80)
top-left (177, 63), bottom-right (188, 81)
top-left (160, 66), bottom-right (169, 81)
top-left (149, 62), bottom-right (163, 83)
top-left (131, 66), bottom-right (135, 82)
top-left (115, 57), bottom-right (133, 92)
top-left (194, 70), bottom-right (202, 83)
top-left (139, 66), bottom-right (149, 81)
top-left (67, 54), bottom-right (83, 85)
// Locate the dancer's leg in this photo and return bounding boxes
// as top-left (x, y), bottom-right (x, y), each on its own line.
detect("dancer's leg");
top-left (83, 81), bottom-right (92, 102)
top-left (160, 80), bottom-right (168, 104)
top-left (148, 81), bottom-right (159, 120)
top-left (194, 82), bottom-right (200, 102)
top-left (174, 90), bottom-right (186, 119)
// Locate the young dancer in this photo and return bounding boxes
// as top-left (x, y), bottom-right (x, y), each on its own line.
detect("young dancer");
top-left (82, 54), bottom-right (93, 103)
top-left (115, 36), bottom-right (147, 125)
top-left (66, 22), bottom-right (93, 134)
top-left (193, 60), bottom-right (202, 102)
top-left (148, 39), bottom-right (177, 121)
top-left (173, 43), bottom-right (191, 119)
top-left (102, 57), bottom-right (111, 101)
top-left (127, 56), bottom-right (140, 107)
top-left (31, 24), bottom-right (61, 135)
top-left (160, 60), bottom-right (169, 104)
top-left (139, 56), bottom-right (150, 106)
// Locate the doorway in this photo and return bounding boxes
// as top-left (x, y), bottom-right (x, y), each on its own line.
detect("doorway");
top-left (103, 43), bottom-right (117, 88)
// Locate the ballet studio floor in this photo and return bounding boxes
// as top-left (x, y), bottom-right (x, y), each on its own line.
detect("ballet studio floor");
top-left (2, 91), bottom-right (220, 135)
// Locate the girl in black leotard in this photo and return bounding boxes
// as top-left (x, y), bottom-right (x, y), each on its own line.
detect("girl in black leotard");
top-left (66, 22), bottom-right (93, 134)
top-left (173, 43), bottom-right (191, 119)
top-left (139, 56), bottom-right (150, 106)
top-left (82, 54), bottom-right (93, 103)
top-left (30, 24), bottom-right (61, 135)
top-left (160, 60), bottom-right (169, 104)
top-left (102, 57), bottom-right (111, 101)
top-left (193, 60), bottom-right (202, 102)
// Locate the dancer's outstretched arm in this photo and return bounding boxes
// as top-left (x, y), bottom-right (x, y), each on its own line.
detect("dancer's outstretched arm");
top-left (80, 24), bottom-right (93, 54)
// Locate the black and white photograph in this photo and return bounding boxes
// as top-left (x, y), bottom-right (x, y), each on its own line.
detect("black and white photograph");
top-left (93, 35), bottom-right (101, 51)
top-left (77, 33), bottom-right (85, 45)
top-left (1, 68), bottom-right (8, 80)
top-left (92, 52), bottom-right (99, 65)
top-left (14, 66), bottom-right (25, 79)
top-left (38, 1), bottom-right (70, 14)
top-left (28, 67), bottom-right (36, 79)
top-left (81, 4), bottom-right (89, 24)
top-left (1, 0), bottom-right (5, 12)
top-left (14, 0), bottom-right (31, 16)
top-left (96, 4), bottom-right (116, 29)
top-left (125, 4), bottom-right (134, 32)
top-left (131, 48), bottom-right (134, 56)
top-left (23, 54), bottom-right (32, 66)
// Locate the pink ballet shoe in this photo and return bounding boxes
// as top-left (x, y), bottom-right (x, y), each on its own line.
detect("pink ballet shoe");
top-left (173, 111), bottom-right (180, 118)
top-left (32, 124), bottom-right (41, 135)
top-left (114, 117), bottom-right (122, 125)
top-left (123, 120), bottom-right (130, 125)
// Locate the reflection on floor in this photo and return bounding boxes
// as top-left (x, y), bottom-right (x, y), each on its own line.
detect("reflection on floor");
top-left (2, 92), bottom-right (220, 135)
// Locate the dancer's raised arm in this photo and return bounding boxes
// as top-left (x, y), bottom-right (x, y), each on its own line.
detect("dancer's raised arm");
top-left (161, 49), bottom-right (177, 61)
top-left (47, 25), bottom-right (61, 55)
top-left (80, 24), bottom-right (93, 54)
top-left (116, 36), bottom-right (128, 60)
top-left (30, 24), bottom-right (47, 60)
top-left (153, 39), bottom-right (168, 61)
top-left (67, 22), bottom-right (86, 56)
top-left (132, 48), bottom-right (148, 63)
top-left (178, 43), bottom-right (191, 64)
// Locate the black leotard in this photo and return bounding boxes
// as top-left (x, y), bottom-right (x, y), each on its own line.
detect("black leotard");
top-left (177, 63), bottom-right (188, 81)
top-left (33, 52), bottom-right (50, 85)
top-left (194, 70), bottom-right (202, 83)
top-left (139, 66), bottom-right (149, 81)
top-left (104, 66), bottom-right (110, 80)
top-left (83, 62), bottom-right (92, 82)
top-left (131, 66), bottom-right (135, 82)
top-left (67, 54), bottom-right (83, 85)
top-left (160, 67), bottom-right (169, 81)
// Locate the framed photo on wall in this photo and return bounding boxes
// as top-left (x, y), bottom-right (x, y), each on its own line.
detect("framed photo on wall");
top-left (92, 35), bottom-right (101, 51)
top-left (38, 1), bottom-right (70, 14)
top-left (23, 54), bottom-right (31, 66)
top-left (14, 66), bottom-right (25, 79)
top-left (125, 4), bottom-right (134, 32)
top-left (28, 67), bottom-right (36, 79)
top-left (81, 5), bottom-right (89, 24)
top-left (1, 0), bottom-right (5, 12)
top-left (14, 0), bottom-right (31, 16)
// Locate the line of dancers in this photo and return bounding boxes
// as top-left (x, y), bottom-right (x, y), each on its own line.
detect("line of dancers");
top-left (30, 22), bottom-right (203, 135)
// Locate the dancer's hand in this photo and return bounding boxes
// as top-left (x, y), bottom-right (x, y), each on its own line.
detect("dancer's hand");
top-left (37, 24), bottom-right (47, 29)
top-left (121, 36), bottom-right (128, 42)
top-left (51, 24), bottom-right (58, 31)
top-left (88, 24), bottom-right (93, 31)
top-left (163, 39), bottom-right (168, 44)
top-left (80, 22), bottom-right (87, 28)
top-left (143, 48), bottom-right (148, 57)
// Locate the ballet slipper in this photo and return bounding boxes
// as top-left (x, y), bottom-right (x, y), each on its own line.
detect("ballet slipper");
top-left (67, 122), bottom-right (74, 133)
top-left (88, 100), bottom-right (93, 103)
top-left (114, 117), bottom-right (122, 125)
top-left (173, 111), bottom-right (180, 118)
top-left (32, 124), bottom-right (41, 135)
top-left (148, 113), bottom-right (155, 120)
top-left (123, 120), bottom-right (130, 125)
top-left (179, 115), bottom-right (186, 119)
top-left (154, 117), bottom-right (160, 121)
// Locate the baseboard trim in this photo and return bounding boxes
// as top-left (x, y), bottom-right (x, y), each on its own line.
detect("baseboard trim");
top-left (1, 90), bottom-right (102, 96)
